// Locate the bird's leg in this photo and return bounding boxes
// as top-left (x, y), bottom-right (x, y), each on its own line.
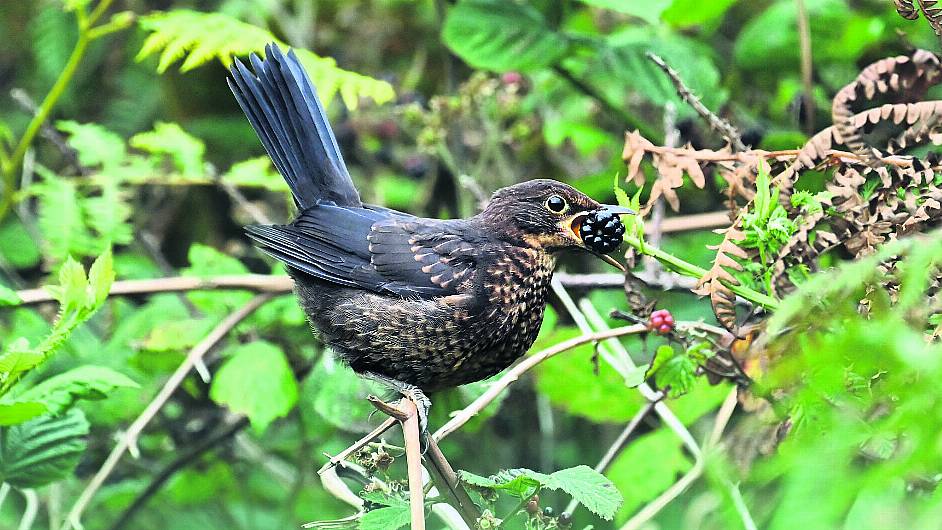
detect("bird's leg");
top-left (363, 372), bottom-right (432, 449)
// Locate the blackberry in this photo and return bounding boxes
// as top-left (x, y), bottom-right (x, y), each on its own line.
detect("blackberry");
top-left (580, 210), bottom-right (626, 254)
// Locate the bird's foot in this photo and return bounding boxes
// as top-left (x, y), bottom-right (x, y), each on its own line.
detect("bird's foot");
top-left (363, 372), bottom-right (431, 451)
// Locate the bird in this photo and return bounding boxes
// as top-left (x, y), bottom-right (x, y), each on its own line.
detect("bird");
top-left (227, 44), bottom-right (633, 435)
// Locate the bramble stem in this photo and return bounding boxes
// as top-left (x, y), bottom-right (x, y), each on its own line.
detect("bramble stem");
top-left (622, 234), bottom-right (780, 310)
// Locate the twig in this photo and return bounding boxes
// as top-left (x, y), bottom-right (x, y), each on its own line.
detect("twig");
top-left (425, 437), bottom-right (482, 526)
top-left (370, 397), bottom-right (425, 530)
top-left (432, 324), bottom-right (648, 441)
top-left (106, 417), bottom-right (250, 530)
top-left (10, 272), bottom-right (663, 307)
top-left (59, 294), bottom-right (274, 530)
top-left (317, 417), bottom-right (399, 475)
top-left (17, 489), bottom-right (38, 530)
top-left (217, 178), bottom-right (273, 225)
top-left (564, 400), bottom-right (657, 515)
top-left (552, 64), bottom-right (659, 140)
top-left (647, 53), bottom-right (747, 152)
top-left (796, 0), bottom-right (815, 134)
top-left (619, 388), bottom-right (740, 530)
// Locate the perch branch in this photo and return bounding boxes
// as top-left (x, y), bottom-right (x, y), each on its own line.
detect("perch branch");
top-left (425, 437), bottom-right (482, 526)
top-left (369, 396), bottom-right (425, 530)
top-left (10, 272), bottom-right (683, 307)
top-left (317, 417), bottom-right (399, 475)
top-left (60, 293), bottom-right (274, 530)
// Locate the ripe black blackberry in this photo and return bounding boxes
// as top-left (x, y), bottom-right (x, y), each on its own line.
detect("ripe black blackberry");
top-left (579, 211), bottom-right (626, 254)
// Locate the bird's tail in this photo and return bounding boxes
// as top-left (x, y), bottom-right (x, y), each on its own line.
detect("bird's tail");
top-left (228, 44), bottom-right (361, 208)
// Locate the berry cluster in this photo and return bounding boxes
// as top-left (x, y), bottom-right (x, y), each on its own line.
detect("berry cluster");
top-left (649, 309), bottom-right (675, 334)
top-left (580, 211), bottom-right (626, 254)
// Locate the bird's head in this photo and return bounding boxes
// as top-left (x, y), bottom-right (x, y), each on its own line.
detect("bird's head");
top-left (478, 179), bottom-right (634, 269)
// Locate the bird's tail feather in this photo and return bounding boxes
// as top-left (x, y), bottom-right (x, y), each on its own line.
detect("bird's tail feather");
top-left (228, 43), bottom-right (361, 208)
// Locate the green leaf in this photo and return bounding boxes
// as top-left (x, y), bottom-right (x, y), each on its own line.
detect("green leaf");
top-left (442, 0), bottom-right (569, 72)
top-left (653, 353), bottom-right (697, 398)
top-left (587, 27), bottom-right (726, 119)
top-left (0, 409), bottom-right (89, 488)
top-left (56, 120), bottom-right (127, 168)
top-left (130, 122), bottom-right (206, 177)
top-left (661, 0), bottom-right (739, 27)
top-left (0, 219), bottom-right (42, 269)
top-left (32, 169), bottom-right (97, 262)
top-left (535, 327), bottom-right (646, 422)
top-left (547, 465), bottom-right (622, 520)
top-left (459, 466), bottom-right (622, 519)
top-left (0, 339), bottom-right (43, 377)
top-left (0, 285), bottom-right (20, 307)
top-left (576, 0), bottom-right (672, 24)
top-left (136, 9), bottom-right (394, 109)
top-left (358, 504), bottom-right (411, 530)
top-left (210, 341), bottom-right (299, 432)
top-left (222, 156), bottom-right (288, 192)
top-left (0, 402), bottom-right (47, 426)
top-left (19, 366), bottom-right (139, 416)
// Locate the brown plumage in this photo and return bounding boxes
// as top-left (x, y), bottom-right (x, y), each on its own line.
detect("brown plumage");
top-left (229, 44), bottom-right (632, 429)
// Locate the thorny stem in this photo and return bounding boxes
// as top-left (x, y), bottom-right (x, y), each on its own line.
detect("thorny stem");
top-left (622, 234), bottom-right (780, 310)
top-left (0, 0), bottom-right (129, 222)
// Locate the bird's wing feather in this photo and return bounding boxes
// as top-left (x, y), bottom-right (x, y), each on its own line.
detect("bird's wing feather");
top-left (246, 205), bottom-right (477, 297)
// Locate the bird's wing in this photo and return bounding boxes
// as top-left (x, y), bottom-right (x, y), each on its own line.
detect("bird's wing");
top-left (245, 204), bottom-right (477, 297)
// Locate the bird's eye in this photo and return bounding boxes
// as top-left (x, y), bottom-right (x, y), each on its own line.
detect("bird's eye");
top-left (544, 195), bottom-right (567, 213)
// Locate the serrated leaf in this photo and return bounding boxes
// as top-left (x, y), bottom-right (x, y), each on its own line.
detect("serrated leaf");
top-left (19, 366), bottom-right (138, 416)
top-left (87, 250), bottom-right (115, 307)
top-left (56, 120), bottom-right (127, 168)
top-left (457, 469), bottom-right (543, 498)
top-left (136, 10), bottom-right (393, 109)
top-left (32, 170), bottom-right (97, 263)
top-left (358, 504), bottom-right (410, 530)
top-left (0, 339), bottom-right (42, 377)
top-left (547, 466), bottom-right (622, 520)
top-left (442, 0), bottom-right (568, 72)
top-left (0, 409), bottom-right (89, 488)
top-left (653, 353), bottom-right (697, 398)
top-left (0, 402), bottom-right (47, 426)
top-left (130, 122), bottom-right (205, 177)
top-left (210, 341), bottom-right (298, 432)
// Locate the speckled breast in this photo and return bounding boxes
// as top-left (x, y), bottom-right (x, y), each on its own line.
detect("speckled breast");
top-left (433, 248), bottom-right (556, 389)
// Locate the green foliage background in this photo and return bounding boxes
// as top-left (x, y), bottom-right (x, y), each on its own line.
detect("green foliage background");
top-left (0, 1), bottom-right (940, 529)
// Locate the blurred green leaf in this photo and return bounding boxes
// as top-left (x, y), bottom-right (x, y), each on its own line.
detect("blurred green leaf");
top-left (130, 121), bottom-right (205, 177)
top-left (0, 219), bottom-right (41, 270)
top-left (19, 366), bottom-right (138, 417)
top-left (442, 0), bottom-right (568, 72)
top-left (576, 0), bottom-right (672, 24)
top-left (0, 409), bottom-right (89, 488)
top-left (608, 428), bottom-right (690, 517)
top-left (136, 9), bottom-right (394, 109)
top-left (662, 0), bottom-right (738, 27)
top-left (0, 285), bottom-right (20, 307)
top-left (210, 341), bottom-right (299, 432)
top-left (535, 327), bottom-right (646, 422)
top-left (0, 401), bottom-right (47, 426)
top-left (309, 355), bottom-right (379, 433)
top-left (57, 120), bottom-right (127, 168)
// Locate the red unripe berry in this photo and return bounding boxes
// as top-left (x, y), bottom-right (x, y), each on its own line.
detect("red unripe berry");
top-left (658, 324), bottom-right (672, 334)
top-left (501, 71), bottom-right (523, 85)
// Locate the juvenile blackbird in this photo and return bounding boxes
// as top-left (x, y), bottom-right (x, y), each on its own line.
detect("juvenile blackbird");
top-left (228, 44), bottom-right (633, 432)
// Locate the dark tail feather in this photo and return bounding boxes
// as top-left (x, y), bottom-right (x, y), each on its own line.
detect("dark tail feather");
top-left (228, 43), bottom-right (361, 208)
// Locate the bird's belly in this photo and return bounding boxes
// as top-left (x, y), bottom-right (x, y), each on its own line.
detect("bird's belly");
top-left (295, 252), bottom-right (554, 392)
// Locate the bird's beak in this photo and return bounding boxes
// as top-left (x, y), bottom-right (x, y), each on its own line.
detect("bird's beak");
top-left (597, 204), bottom-right (636, 216)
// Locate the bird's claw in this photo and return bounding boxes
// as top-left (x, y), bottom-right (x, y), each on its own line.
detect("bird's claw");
top-left (363, 372), bottom-right (432, 452)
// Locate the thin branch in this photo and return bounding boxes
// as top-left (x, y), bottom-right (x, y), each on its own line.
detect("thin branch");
top-left (317, 417), bottom-right (399, 475)
top-left (552, 64), bottom-right (659, 140)
top-left (646, 53), bottom-right (747, 152)
top-left (619, 388), bottom-right (740, 530)
top-left (425, 437), bottom-right (482, 525)
top-left (106, 417), bottom-right (250, 530)
top-left (59, 294), bottom-right (274, 530)
top-left (796, 0), bottom-right (815, 134)
top-left (10, 272), bottom-right (661, 307)
top-left (432, 324), bottom-right (648, 441)
top-left (17, 489), bottom-right (39, 530)
top-left (370, 397), bottom-right (425, 530)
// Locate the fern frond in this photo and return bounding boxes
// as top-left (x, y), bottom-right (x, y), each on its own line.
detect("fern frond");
top-left (136, 10), bottom-right (395, 109)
